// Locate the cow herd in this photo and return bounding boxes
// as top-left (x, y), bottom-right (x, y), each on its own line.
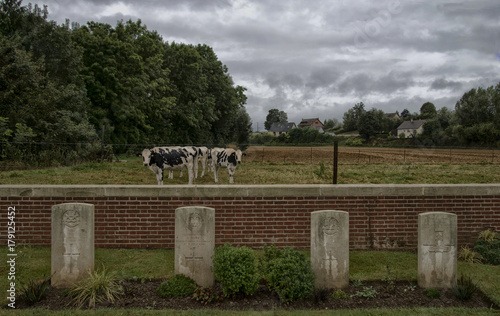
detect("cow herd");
top-left (137, 146), bottom-right (246, 185)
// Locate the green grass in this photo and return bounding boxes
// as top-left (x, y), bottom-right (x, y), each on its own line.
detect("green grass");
top-left (1, 247), bottom-right (499, 315)
top-left (1, 155), bottom-right (500, 184)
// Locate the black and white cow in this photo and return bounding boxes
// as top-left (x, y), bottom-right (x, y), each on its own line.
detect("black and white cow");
top-left (211, 148), bottom-right (246, 184)
top-left (196, 146), bottom-right (209, 177)
top-left (137, 147), bottom-right (197, 185)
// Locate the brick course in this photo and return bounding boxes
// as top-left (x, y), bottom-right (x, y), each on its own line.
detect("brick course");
top-left (1, 185), bottom-right (499, 250)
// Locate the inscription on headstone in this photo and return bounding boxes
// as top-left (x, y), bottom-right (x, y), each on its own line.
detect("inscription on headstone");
top-left (418, 212), bottom-right (457, 289)
top-left (51, 203), bottom-right (94, 288)
top-left (175, 206), bottom-right (215, 287)
top-left (311, 210), bottom-right (349, 289)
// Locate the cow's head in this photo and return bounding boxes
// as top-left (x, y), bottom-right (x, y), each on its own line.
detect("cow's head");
top-left (137, 148), bottom-right (153, 166)
top-left (235, 150), bottom-right (246, 164)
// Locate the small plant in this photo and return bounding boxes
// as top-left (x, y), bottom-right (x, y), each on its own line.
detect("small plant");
top-left (314, 162), bottom-right (328, 179)
top-left (193, 286), bottom-right (224, 305)
top-left (404, 281), bottom-right (417, 293)
top-left (382, 265), bottom-right (397, 294)
top-left (19, 277), bottom-right (51, 305)
top-left (474, 230), bottom-right (500, 265)
top-left (351, 286), bottom-right (377, 300)
top-left (331, 290), bottom-right (349, 300)
top-left (478, 229), bottom-right (498, 242)
top-left (212, 243), bottom-right (259, 297)
top-left (458, 246), bottom-right (484, 264)
top-left (68, 268), bottom-right (124, 308)
top-left (351, 279), bottom-right (364, 287)
top-left (141, 270), bottom-right (153, 284)
top-left (156, 274), bottom-right (197, 298)
top-left (424, 288), bottom-right (441, 299)
top-left (453, 274), bottom-right (479, 301)
top-left (261, 245), bottom-right (315, 303)
top-left (313, 287), bottom-right (329, 304)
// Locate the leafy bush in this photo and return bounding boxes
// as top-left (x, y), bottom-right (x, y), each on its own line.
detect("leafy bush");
top-left (193, 286), bottom-right (224, 305)
top-left (332, 290), bottom-right (349, 300)
top-left (424, 288), bottom-right (441, 299)
top-left (453, 274), bottom-right (478, 301)
top-left (458, 245), bottom-right (484, 264)
top-left (19, 277), bottom-right (51, 305)
top-left (260, 245), bottom-right (315, 303)
top-left (478, 229), bottom-right (497, 242)
top-left (473, 233), bottom-right (500, 265)
top-left (212, 243), bottom-right (259, 297)
top-left (156, 274), bottom-right (197, 298)
top-left (351, 286), bottom-right (378, 299)
top-left (68, 268), bottom-right (124, 308)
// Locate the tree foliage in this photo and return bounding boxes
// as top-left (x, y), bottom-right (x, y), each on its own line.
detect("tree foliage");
top-left (0, 0), bottom-right (250, 150)
top-left (342, 102), bottom-right (365, 132)
top-left (264, 109), bottom-right (288, 131)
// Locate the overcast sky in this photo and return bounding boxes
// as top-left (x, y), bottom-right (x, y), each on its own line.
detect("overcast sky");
top-left (29, 0), bottom-right (500, 130)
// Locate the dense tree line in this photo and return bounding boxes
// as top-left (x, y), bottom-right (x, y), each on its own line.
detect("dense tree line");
top-left (0, 0), bottom-right (251, 151)
top-left (341, 83), bottom-right (500, 147)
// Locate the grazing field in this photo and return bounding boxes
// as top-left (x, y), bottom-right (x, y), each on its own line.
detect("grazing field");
top-left (0, 146), bottom-right (499, 185)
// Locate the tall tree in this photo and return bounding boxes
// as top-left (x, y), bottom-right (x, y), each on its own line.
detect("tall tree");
top-left (342, 102), bottom-right (365, 131)
top-left (420, 102), bottom-right (437, 119)
top-left (264, 109), bottom-right (288, 130)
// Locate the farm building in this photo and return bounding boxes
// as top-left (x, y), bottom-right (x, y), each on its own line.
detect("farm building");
top-left (397, 119), bottom-right (425, 138)
top-left (298, 118), bottom-right (324, 128)
top-left (269, 122), bottom-right (297, 136)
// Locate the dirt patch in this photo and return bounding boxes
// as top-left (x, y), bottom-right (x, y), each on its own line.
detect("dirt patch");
top-left (13, 279), bottom-right (498, 311)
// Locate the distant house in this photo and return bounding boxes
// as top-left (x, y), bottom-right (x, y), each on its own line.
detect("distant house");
top-left (385, 112), bottom-right (400, 120)
top-left (269, 122), bottom-right (296, 136)
top-left (298, 118), bottom-right (324, 128)
top-left (397, 119), bottom-right (425, 138)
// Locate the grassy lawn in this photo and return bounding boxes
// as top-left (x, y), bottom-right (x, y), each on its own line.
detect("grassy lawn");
top-left (0, 247), bottom-right (498, 315)
top-left (1, 155), bottom-right (500, 185)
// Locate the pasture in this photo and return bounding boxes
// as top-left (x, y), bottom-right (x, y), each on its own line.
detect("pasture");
top-left (0, 146), bottom-right (499, 185)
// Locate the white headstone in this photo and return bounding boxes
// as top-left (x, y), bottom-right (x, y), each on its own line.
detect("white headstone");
top-left (51, 203), bottom-right (94, 288)
top-left (311, 210), bottom-right (349, 289)
top-left (418, 212), bottom-right (457, 289)
top-left (175, 206), bottom-right (215, 287)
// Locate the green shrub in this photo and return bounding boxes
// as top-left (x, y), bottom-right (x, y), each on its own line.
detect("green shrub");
top-left (212, 243), bottom-right (259, 297)
top-left (261, 245), bottom-right (315, 303)
top-left (19, 277), bottom-right (51, 305)
top-left (156, 274), bottom-right (197, 298)
top-left (351, 286), bottom-right (378, 300)
top-left (478, 229), bottom-right (498, 242)
top-left (193, 286), bottom-right (224, 305)
top-left (458, 245), bottom-right (484, 264)
top-left (68, 268), bottom-right (124, 308)
top-left (332, 290), bottom-right (349, 300)
top-left (453, 274), bottom-right (479, 301)
top-left (424, 288), bottom-right (441, 299)
top-left (474, 239), bottom-right (500, 265)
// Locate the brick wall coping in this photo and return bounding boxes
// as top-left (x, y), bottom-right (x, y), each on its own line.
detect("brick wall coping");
top-left (1, 184), bottom-right (500, 198)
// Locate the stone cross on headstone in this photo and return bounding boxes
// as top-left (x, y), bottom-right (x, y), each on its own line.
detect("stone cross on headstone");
top-left (51, 203), bottom-right (94, 288)
top-left (418, 212), bottom-right (457, 289)
top-left (175, 206), bottom-right (215, 287)
top-left (311, 210), bottom-right (349, 289)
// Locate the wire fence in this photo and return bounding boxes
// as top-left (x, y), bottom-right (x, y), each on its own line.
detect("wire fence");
top-left (0, 142), bottom-right (499, 171)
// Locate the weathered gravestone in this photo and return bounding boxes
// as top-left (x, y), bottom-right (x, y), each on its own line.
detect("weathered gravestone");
top-left (418, 212), bottom-right (457, 289)
top-left (311, 210), bottom-right (349, 289)
top-left (175, 206), bottom-right (215, 287)
top-left (51, 203), bottom-right (94, 288)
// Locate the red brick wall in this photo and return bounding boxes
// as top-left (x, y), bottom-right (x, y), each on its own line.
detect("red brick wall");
top-left (1, 185), bottom-right (499, 250)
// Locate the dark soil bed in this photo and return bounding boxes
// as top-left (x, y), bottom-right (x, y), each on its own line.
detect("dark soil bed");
top-left (13, 279), bottom-right (498, 311)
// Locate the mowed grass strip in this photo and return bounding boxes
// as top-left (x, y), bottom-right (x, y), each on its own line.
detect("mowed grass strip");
top-left (0, 247), bottom-right (499, 314)
top-left (1, 156), bottom-right (499, 184)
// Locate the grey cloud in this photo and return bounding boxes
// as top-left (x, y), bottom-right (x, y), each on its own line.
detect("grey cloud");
top-left (430, 78), bottom-right (463, 91)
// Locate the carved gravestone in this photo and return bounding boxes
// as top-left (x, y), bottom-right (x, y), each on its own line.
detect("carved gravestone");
top-left (418, 212), bottom-right (457, 289)
top-left (51, 203), bottom-right (94, 288)
top-left (311, 210), bottom-right (349, 289)
top-left (175, 206), bottom-right (215, 287)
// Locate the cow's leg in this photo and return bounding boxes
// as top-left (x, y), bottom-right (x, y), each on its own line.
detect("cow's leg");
top-left (214, 165), bottom-right (219, 183)
top-left (193, 155), bottom-right (199, 179)
top-left (228, 166), bottom-right (235, 184)
top-left (168, 170), bottom-right (173, 179)
top-left (179, 167), bottom-right (183, 178)
top-left (156, 169), bottom-right (163, 185)
top-left (200, 159), bottom-right (206, 177)
top-left (187, 162), bottom-right (194, 185)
